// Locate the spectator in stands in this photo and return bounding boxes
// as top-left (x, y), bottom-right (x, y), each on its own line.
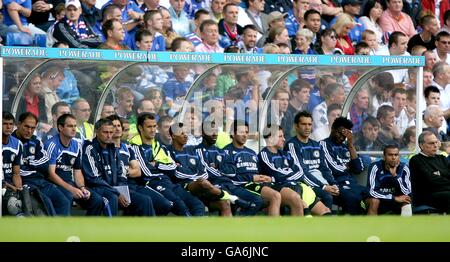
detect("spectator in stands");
top-left (359, 0), bottom-right (384, 47)
top-left (140, 0), bottom-right (161, 12)
top-left (195, 19), bottom-right (224, 52)
top-left (311, 103), bottom-right (342, 141)
top-left (41, 67), bottom-right (64, 122)
top-left (303, 9), bottom-right (322, 48)
top-left (314, 28), bottom-right (338, 54)
top-left (98, 19), bottom-right (128, 50)
top-left (218, 3), bottom-right (243, 48)
top-left (376, 104), bottom-right (400, 146)
top-left (263, 0), bottom-right (292, 14)
top-left (391, 88), bottom-right (413, 136)
top-left (423, 50), bottom-right (437, 72)
top-left (293, 28), bottom-right (316, 54)
top-left (43, 101), bottom-right (71, 142)
top-left (80, 0), bottom-right (101, 27)
top-left (321, 117), bottom-right (368, 215)
top-left (163, 65), bottom-right (192, 115)
top-left (362, 29), bottom-right (389, 55)
top-left (93, 4), bottom-right (121, 41)
top-left (3, 0), bottom-right (47, 36)
top-left (388, 31), bottom-right (410, 83)
top-left (424, 69), bottom-right (434, 87)
top-left (287, 78), bottom-right (310, 117)
top-left (100, 103), bottom-right (116, 118)
top-left (433, 31), bottom-right (450, 64)
top-left (243, 0), bottom-right (268, 42)
top-left (285, 111), bottom-right (339, 210)
top-left (257, 11), bottom-right (287, 47)
top-left (209, 0), bottom-right (225, 22)
top-left (431, 62), bottom-right (450, 111)
top-left (171, 36), bottom-right (194, 51)
top-left (354, 116), bottom-right (383, 151)
top-left (350, 89), bottom-right (370, 133)
top-left (45, 113), bottom-right (104, 216)
top-left (184, 9), bottom-right (210, 47)
top-left (144, 10), bottom-right (166, 51)
top-left (53, 0), bottom-right (102, 48)
top-left (237, 24), bottom-right (261, 53)
top-left (285, 0), bottom-right (308, 38)
top-left (135, 29), bottom-right (153, 50)
top-left (17, 74), bottom-right (50, 130)
top-left (332, 13), bottom-right (356, 55)
top-left (183, 0), bottom-right (208, 19)
top-left (440, 10), bottom-right (450, 34)
top-left (421, 0), bottom-right (449, 27)
top-left (45, 3), bottom-right (67, 47)
top-left (401, 125), bottom-right (416, 151)
top-left (167, 0), bottom-right (190, 36)
top-left (331, 0), bottom-right (365, 44)
top-left (224, 120), bottom-right (282, 216)
top-left (379, 0), bottom-right (416, 38)
top-left (409, 131), bottom-right (450, 213)
top-left (160, 7), bottom-right (180, 50)
top-left (72, 98), bottom-right (94, 142)
top-left (266, 26), bottom-right (290, 47)
top-left (145, 88), bottom-right (166, 117)
top-left (104, 0), bottom-right (143, 33)
top-left (321, 0), bottom-right (343, 23)
top-left (114, 87), bottom-right (135, 119)
top-left (268, 89), bottom-right (293, 139)
top-left (2, 111), bottom-right (23, 216)
top-left (28, 0), bottom-right (59, 32)
top-left (366, 144), bottom-right (412, 215)
top-left (13, 112), bottom-right (70, 215)
top-left (423, 105), bottom-right (449, 141)
top-left (368, 72), bottom-right (394, 115)
top-left (312, 83), bottom-right (345, 137)
top-left (407, 15), bottom-right (438, 54)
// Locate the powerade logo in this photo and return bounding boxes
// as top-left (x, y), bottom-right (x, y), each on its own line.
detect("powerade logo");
top-left (1, 47), bottom-right (47, 57)
top-left (58, 49), bottom-right (102, 59)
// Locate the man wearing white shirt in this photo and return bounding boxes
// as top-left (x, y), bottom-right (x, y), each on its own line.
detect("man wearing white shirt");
top-left (431, 61), bottom-right (450, 110)
top-left (388, 31), bottom-right (410, 83)
top-left (433, 31), bottom-right (450, 65)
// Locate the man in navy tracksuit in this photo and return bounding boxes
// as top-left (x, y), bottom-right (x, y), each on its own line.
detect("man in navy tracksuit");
top-left (196, 121), bottom-right (262, 216)
top-left (2, 111), bottom-right (23, 215)
top-left (259, 124), bottom-right (331, 216)
top-left (285, 111), bottom-right (339, 209)
top-left (223, 121), bottom-right (282, 216)
top-left (108, 115), bottom-right (172, 216)
top-left (131, 113), bottom-right (199, 216)
top-left (12, 112), bottom-right (70, 216)
top-left (82, 118), bottom-right (154, 216)
top-left (320, 117), bottom-right (368, 215)
top-left (366, 144), bottom-right (412, 215)
top-left (45, 114), bottom-right (103, 216)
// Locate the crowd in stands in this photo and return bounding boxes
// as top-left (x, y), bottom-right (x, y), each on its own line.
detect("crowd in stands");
top-left (2, 0), bottom-right (450, 216)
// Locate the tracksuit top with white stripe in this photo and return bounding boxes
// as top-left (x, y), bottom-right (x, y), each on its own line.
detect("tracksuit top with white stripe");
top-left (12, 131), bottom-right (49, 180)
top-left (257, 147), bottom-right (304, 185)
top-left (2, 135), bottom-right (22, 184)
top-left (195, 142), bottom-right (236, 185)
top-left (131, 140), bottom-right (177, 185)
top-left (285, 137), bottom-right (337, 188)
top-left (367, 160), bottom-right (412, 200)
top-left (117, 142), bottom-right (136, 182)
top-left (166, 145), bottom-right (208, 184)
top-left (82, 138), bottom-right (126, 194)
top-left (44, 136), bottom-right (81, 183)
top-left (223, 144), bottom-right (258, 185)
top-left (320, 137), bottom-right (364, 184)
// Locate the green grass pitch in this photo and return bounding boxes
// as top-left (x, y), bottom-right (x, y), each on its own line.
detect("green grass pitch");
top-left (1, 216), bottom-right (450, 242)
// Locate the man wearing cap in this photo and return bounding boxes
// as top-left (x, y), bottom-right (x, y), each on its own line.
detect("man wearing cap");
top-left (53, 0), bottom-right (102, 48)
top-left (256, 11), bottom-right (287, 47)
top-left (330, 0), bottom-right (365, 44)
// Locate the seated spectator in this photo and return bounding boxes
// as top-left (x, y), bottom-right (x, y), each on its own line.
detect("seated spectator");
top-left (72, 98), bottom-right (94, 142)
top-left (433, 31), bottom-right (450, 65)
top-left (41, 67), bottom-right (65, 122)
top-left (163, 65), bottom-right (192, 115)
top-left (161, 7), bottom-right (181, 50)
top-left (135, 29), bottom-right (154, 50)
top-left (332, 13), bottom-right (356, 55)
top-left (350, 89), bottom-right (370, 133)
top-left (409, 131), bottom-right (450, 213)
top-left (330, 0), bottom-right (365, 44)
top-left (114, 87), bottom-right (135, 119)
top-left (366, 144), bottom-right (412, 215)
top-left (431, 62), bottom-right (450, 111)
top-left (209, 0), bottom-right (225, 23)
top-left (195, 19), bottom-right (224, 53)
top-left (315, 28), bottom-right (338, 54)
top-left (293, 28), bottom-right (316, 54)
top-left (46, 3), bottom-right (67, 47)
top-left (171, 36), bottom-right (194, 51)
top-left (144, 9), bottom-right (166, 51)
top-left (244, 0), bottom-right (269, 42)
top-left (80, 0), bottom-right (101, 27)
top-left (303, 9), bottom-right (324, 48)
top-left (184, 8), bottom-right (210, 47)
top-left (3, 0), bottom-right (46, 36)
top-left (312, 83), bottom-right (345, 136)
top-left (359, 0), bottom-right (384, 47)
top-left (376, 104), bottom-right (400, 146)
top-left (98, 19), bottom-right (128, 50)
top-left (218, 3), bottom-right (243, 48)
top-left (256, 11), bottom-right (287, 47)
top-left (423, 105), bottom-right (449, 142)
top-left (379, 0), bottom-right (416, 38)
top-left (167, 0), bottom-right (190, 36)
top-left (53, 0), bottom-right (102, 48)
top-left (407, 15), bottom-right (438, 53)
top-left (311, 103), bottom-right (342, 142)
top-left (100, 103), bottom-right (116, 118)
top-left (287, 78), bottom-right (311, 117)
top-left (362, 29), bottom-right (389, 55)
top-left (237, 24), bottom-right (262, 53)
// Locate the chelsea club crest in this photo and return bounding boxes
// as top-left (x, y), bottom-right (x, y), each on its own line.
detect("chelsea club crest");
top-left (313, 150), bottom-right (320, 158)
